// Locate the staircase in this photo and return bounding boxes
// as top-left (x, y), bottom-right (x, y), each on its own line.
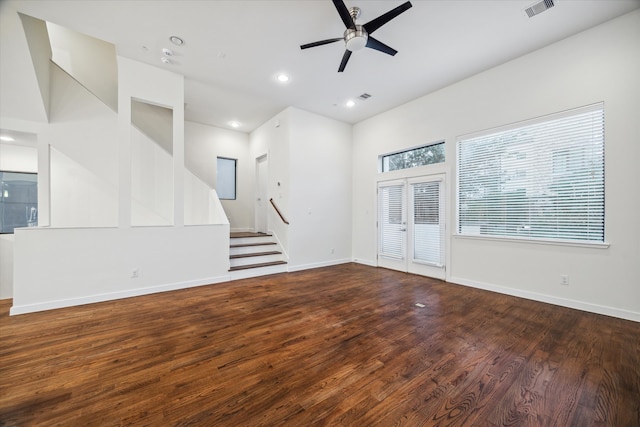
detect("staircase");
top-left (229, 232), bottom-right (288, 279)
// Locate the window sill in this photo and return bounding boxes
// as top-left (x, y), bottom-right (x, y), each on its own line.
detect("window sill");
top-left (453, 233), bottom-right (610, 249)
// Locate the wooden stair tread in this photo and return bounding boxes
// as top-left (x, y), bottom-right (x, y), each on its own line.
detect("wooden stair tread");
top-left (230, 232), bottom-right (272, 238)
top-left (230, 251), bottom-right (281, 259)
top-left (229, 260), bottom-right (287, 271)
top-left (230, 242), bottom-right (276, 248)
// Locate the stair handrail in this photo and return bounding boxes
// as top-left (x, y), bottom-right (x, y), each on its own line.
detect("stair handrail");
top-left (269, 198), bottom-right (290, 225)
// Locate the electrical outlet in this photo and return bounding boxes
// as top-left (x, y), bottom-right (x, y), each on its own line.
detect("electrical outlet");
top-left (330, 248), bottom-right (335, 254)
top-left (131, 268), bottom-right (139, 278)
top-left (560, 275), bottom-right (569, 286)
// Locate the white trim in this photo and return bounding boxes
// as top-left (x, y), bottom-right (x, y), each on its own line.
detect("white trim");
top-left (287, 258), bottom-right (351, 272)
top-left (453, 233), bottom-right (610, 249)
top-left (379, 140), bottom-right (445, 173)
top-left (268, 229), bottom-right (289, 261)
top-left (448, 276), bottom-right (640, 323)
top-left (353, 258), bottom-right (377, 267)
top-left (10, 275), bottom-right (230, 315)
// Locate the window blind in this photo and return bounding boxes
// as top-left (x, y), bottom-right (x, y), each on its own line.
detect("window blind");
top-left (412, 181), bottom-right (444, 266)
top-left (378, 183), bottom-right (405, 259)
top-left (457, 103), bottom-right (604, 243)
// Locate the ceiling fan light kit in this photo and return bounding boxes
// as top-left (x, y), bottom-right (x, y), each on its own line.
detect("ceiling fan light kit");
top-left (300, 0), bottom-right (413, 72)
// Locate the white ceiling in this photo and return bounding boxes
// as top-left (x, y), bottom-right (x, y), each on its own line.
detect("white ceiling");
top-left (3, 0), bottom-right (639, 133)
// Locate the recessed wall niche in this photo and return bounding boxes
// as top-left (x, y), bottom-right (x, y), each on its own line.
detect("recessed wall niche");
top-left (130, 99), bottom-right (174, 226)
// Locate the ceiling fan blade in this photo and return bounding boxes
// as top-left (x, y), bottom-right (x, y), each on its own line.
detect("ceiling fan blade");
top-left (363, 1), bottom-right (412, 34)
top-left (332, 0), bottom-right (355, 28)
top-left (300, 38), bottom-right (343, 50)
top-left (365, 36), bottom-right (397, 56)
top-left (338, 49), bottom-right (352, 72)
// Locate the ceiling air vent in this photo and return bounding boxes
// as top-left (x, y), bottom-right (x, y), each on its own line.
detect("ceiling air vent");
top-left (358, 93), bottom-right (372, 100)
top-left (525, 0), bottom-right (555, 18)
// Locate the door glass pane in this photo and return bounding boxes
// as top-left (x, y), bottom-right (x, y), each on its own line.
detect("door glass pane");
top-left (412, 181), bottom-right (444, 266)
top-left (379, 184), bottom-right (405, 260)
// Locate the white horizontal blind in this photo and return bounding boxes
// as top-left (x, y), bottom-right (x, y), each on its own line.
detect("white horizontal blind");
top-left (378, 183), bottom-right (405, 260)
top-left (457, 104), bottom-right (604, 243)
top-left (412, 181), bottom-right (444, 266)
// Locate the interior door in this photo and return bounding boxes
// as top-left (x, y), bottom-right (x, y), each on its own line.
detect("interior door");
top-left (255, 155), bottom-right (268, 233)
top-left (378, 175), bottom-right (446, 280)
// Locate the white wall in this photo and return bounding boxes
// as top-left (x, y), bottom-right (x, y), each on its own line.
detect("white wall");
top-left (48, 63), bottom-right (119, 227)
top-left (7, 56), bottom-right (231, 314)
top-left (250, 110), bottom-right (291, 252)
top-left (11, 225), bottom-right (230, 314)
top-left (0, 3), bottom-right (47, 122)
top-left (352, 11), bottom-right (640, 321)
top-left (47, 21), bottom-right (117, 112)
top-left (288, 108), bottom-right (352, 270)
top-left (249, 107), bottom-right (352, 270)
top-left (131, 125), bottom-right (173, 226)
top-left (0, 143), bottom-right (37, 172)
top-left (185, 121), bottom-right (252, 230)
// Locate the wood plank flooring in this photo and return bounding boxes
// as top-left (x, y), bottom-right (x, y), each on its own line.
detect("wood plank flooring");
top-left (1, 263), bottom-right (638, 426)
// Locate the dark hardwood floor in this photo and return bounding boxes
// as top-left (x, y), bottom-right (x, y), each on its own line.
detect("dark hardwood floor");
top-left (1, 263), bottom-right (638, 426)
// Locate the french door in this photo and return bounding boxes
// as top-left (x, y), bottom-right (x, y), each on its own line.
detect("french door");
top-left (377, 175), bottom-right (445, 280)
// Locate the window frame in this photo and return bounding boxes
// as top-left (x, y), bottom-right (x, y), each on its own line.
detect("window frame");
top-left (0, 170), bottom-right (38, 234)
top-left (216, 156), bottom-right (237, 201)
top-left (455, 103), bottom-right (607, 248)
top-left (380, 141), bottom-right (445, 173)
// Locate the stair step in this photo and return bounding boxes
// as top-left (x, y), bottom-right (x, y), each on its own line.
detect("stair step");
top-left (230, 251), bottom-right (281, 259)
top-left (230, 242), bottom-right (276, 248)
top-left (230, 232), bottom-right (271, 238)
top-left (229, 260), bottom-right (287, 271)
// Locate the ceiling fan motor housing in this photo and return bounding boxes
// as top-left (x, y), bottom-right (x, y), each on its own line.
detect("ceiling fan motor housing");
top-left (344, 25), bottom-right (368, 51)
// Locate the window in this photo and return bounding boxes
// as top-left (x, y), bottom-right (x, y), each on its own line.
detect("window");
top-left (457, 103), bottom-right (604, 243)
top-left (0, 171), bottom-right (38, 233)
top-left (382, 142), bottom-right (445, 172)
top-left (216, 157), bottom-right (237, 200)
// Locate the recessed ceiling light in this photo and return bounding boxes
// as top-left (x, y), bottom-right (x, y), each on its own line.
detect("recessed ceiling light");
top-left (169, 36), bottom-right (184, 46)
top-left (276, 73), bottom-right (290, 83)
top-left (229, 121), bottom-right (240, 128)
top-left (0, 136), bottom-right (15, 142)
top-left (346, 100), bottom-right (356, 108)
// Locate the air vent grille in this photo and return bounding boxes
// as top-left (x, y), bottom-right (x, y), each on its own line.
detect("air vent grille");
top-left (525, 0), bottom-right (555, 18)
top-left (358, 93), bottom-right (372, 100)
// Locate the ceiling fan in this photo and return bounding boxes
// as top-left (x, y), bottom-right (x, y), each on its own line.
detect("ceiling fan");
top-left (300, 0), bottom-right (413, 72)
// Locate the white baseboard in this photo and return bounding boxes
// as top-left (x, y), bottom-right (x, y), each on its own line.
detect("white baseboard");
top-left (10, 275), bottom-right (231, 316)
top-left (287, 258), bottom-right (352, 273)
top-left (448, 276), bottom-right (640, 323)
top-left (352, 258), bottom-right (377, 267)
